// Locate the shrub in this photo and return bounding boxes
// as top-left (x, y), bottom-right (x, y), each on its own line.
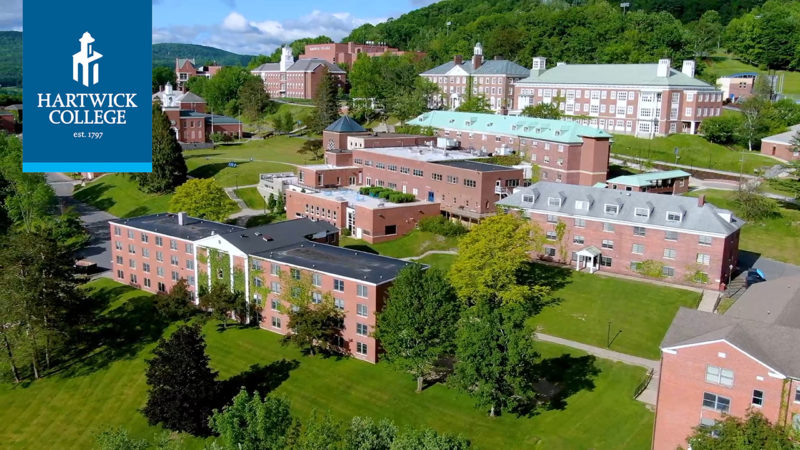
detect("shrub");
top-left (700, 114), bottom-right (742, 145)
top-left (358, 187), bottom-right (416, 203)
top-left (419, 216), bottom-right (468, 237)
top-left (635, 260), bottom-right (665, 278)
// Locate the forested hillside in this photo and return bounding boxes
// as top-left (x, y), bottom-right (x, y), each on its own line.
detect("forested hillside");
top-left (632, 0), bottom-right (764, 23)
top-left (152, 43), bottom-right (253, 68)
top-left (0, 32), bottom-right (22, 88)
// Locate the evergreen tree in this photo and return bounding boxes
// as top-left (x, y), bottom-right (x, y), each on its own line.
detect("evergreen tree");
top-left (143, 324), bottom-right (219, 435)
top-left (310, 73), bottom-right (340, 134)
top-left (238, 76), bottom-right (274, 121)
top-left (136, 105), bottom-right (188, 194)
top-left (267, 194), bottom-right (277, 212)
top-left (374, 265), bottom-right (461, 392)
top-left (153, 279), bottom-right (196, 321)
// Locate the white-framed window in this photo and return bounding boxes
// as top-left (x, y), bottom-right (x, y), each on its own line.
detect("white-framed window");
top-left (699, 235), bottom-right (712, 245)
top-left (522, 194), bottom-right (535, 203)
top-left (271, 316), bottom-right (281, 329)
top-left (634, 207), bottom-right (650, 218)
top-left (546, 231), bottom-right (557, 240)
top-left (271, 263), bottom-right (281, 276)
top-left (633, 226), bottom-right (646, 236)
top-left (662, 266), bottom-right (675, 277)
top-left (357, 303), bottom-right (368, 317)
top-left (270, 281), bottom-right (281, 293)
top-left (666, 211), bottom-right (682, 222)
top-left (547, 197), bottom-right (562, 207)
top-left (334, 298), bottom-right (344, 310)
top-left (356, 342), bottom-right (368, 355)
top-left (334, 279), bottom-right (344, 292)
top-left (573, 235), bottom-right (585, 244)
top-left (696, 253), bottom-right (711, 265)
top-left (603, 222), bottom-right (614, 232)
top-left (356, 323), bottom-right (368, 336)
top-left (312, 273), bottom-right (322, 287)
top-left (706, 365), bottom-right (734, 387)
top-left (311, 292), bottom-right (323, 304)
top-left (665, 231), bottom-right (678, 241)
top-left (663, 248), bottom-right (677, 259)
top-left (575, 218), bottom-right (586, 228)
top-left (685, 107), bottom-right (693, 116)
top-left (270, 299), bottom-right (279, 311)
top-left (752, 390), bottom-right (764, 407)
top-left (604, 204), bottom-right (619, 215)
top-left (601, 240), bottom-right (614, 249)
top-left (357, 284), bottom-right (368, 298)
top-left (632, 244), bottom-right (644, 254)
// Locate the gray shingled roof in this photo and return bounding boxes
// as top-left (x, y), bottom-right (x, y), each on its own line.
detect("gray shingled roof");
top-left (110, 213), bottom-right (243, 241)
top-left (252, 63), bottom-right (280, 72)
top-left (177, 58), bottom-right (196, 70)
top-left (220, 219), bottom-right (338, 255)
top-left (421, 59), bottom-right (529, 77)
top-left (264, 241), bottom-right (417, 284)
top-left (289, 59), bottom-right (346, 74)
top-left (179, 111), bottom-right (242, 125)
top-left (726, 274), bottom-right (800, 328)
top-left (517, 63), bottom-right (714, 88)
top-left (662, 307), bottom-right (800, 379)
top-left (497, 181), bottom-right (743, 236)
top-left (325, 116), bottom-right (367, 133)
top-left (761, 124), bottom-right (800, 145)
top-left (433, 160), bottom-right (518, 172)
top-left (179, 92), bottom-right (206, 103)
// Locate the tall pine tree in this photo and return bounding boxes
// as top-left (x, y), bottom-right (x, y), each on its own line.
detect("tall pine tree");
top-left (136, 104), bottom-right (188, 194)
top-left (143, 324), bottom-right (219, 435)
top-left (310, 72), bottom-right (340, 134)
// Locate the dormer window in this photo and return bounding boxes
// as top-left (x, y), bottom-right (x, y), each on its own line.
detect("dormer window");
top-left (575, 200), bottom-right (588, 210)
top-left (634, 207), bottom-right (650, 218)
top-left (666, 211), bottom-right (682, 222)
top-left (604, 204), bottom-right (619, 215)
top-left (547, 197), bottom-right (562, 207)
top-left (522, 194), bottom-right (535, 203)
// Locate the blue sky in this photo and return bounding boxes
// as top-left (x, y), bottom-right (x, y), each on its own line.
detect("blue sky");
top-left (2, 0), bottom-right (439, 55)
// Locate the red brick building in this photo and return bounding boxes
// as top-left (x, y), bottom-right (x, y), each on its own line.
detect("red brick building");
top-left (0, 110), bottom-right (15, 134)
top-left (760, 125), bottom-right (800, 162)
top-left (109, 214), bottom-right (414, 363)
top-left (513, 58), bottom-right (723, 137)
top-left (498, 182), bottom-right (743, 291)
top-left (175, 58), bottom-right (222, 91)
top-left (605, 170), bottom-right (691, 195)
top-left (408, 111), bottom-right (612, 186)
top-left (298, 164), bottom-right (362, 189)
top-left (716, 73), bottom-right (757, 103)
top-left (251, 47), bottom-right (346, 100)
top-left (300, 41), bottom-right (425, 67)
top-left (153, 83), bottom-right (242, 143)
top-left (420, 43), bottom-right (530, 112)
top-left (654, 276), bottom-right (800, 449)
top-left (286, 186), bottom-right (441, 243)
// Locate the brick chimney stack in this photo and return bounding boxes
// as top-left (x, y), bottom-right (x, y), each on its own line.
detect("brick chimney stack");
top-left (472, 42), bottom-right (483, 70)
top-left (454, 55), bottom-right (463, 65)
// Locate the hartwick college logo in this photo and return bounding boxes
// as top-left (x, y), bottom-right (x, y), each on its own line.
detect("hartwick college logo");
top-left (23, 1), bottom-right (152, 173)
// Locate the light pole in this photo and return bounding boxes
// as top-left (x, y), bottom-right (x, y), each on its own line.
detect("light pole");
top-left (728, 263), bottom-right (734, 289)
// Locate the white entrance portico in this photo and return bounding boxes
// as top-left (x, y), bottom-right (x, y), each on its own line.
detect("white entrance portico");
top-left (576, 246), bottom-right (601, 273)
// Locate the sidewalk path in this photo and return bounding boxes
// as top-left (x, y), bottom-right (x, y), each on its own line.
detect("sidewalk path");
top-left (224, 185), bottom-right (265, 223)
top-left (697, 290), bottom-right (721, 312)
top-left (536, 333), bottom-right (660, 406)
top-left (401, 250), bottom-right (457, 261)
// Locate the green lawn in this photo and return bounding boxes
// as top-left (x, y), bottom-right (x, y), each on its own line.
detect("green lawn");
top-left (687, 189), bottom-right (800, 265)
top-left (73, 174), bottom-right (173, 218)
top-left (612, 134), bottom-right (776, 174)
top-left (416, 253), bottom-right (457, 272)
top-left (0, 279), bottom-right (654, 449)
top-left (529, 264), bottom-right (701, 360)
top-left (705, 53), bottom-right (800, 96)
top-left (184, 135), bottom-right (321, 188)
top-left (341, 230), bottom-right (460, 258)
top-left (234, 187), bottom-right (267, 210)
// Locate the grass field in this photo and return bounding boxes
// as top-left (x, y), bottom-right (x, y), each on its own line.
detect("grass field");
top-left (612, 134), bottom-right (777, 174)
top-left (528, 264), bottom-right (701, 360)
top-left (688, 189), bottom-right (800, 265)
top-left (73, 174), bottom-right (173, 218)
top-left (234, 187), bottom-right (266, 210)
top-left (0, 279), bottom-right (654, 449)
top-left (184, 135), bottom-right (319, 188)
top-left (705, 53), bottom-right (800, 96)
top-left (416, 253), bottom-right (457, 272)
top-left (341, 231), bottom-right (460, 258)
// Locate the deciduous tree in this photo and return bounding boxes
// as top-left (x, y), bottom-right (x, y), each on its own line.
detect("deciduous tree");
top-left (374, 265), bottom-right (461, 392)
top-left (686, 409), bottom-right (795, 450)
top-left (521, 103), bottom-right (562, 120)
top-left (455, 96), bottom-right (491, 113)
top-left (390, 427), bottom-right (471, 449)
top-left (199, 282), bottom-right (242, 329)
top-left (168, 178), bottom-right (238, 222)
top-left (238, 76), bottom-right (274, 121)
top-left (293, 409), bottom-right (345, 450)
top-left (143, 324), bottom-right (219, 435)
top-left (280, 272), bottom-right (344, 356)
top-left (154, 279), bottom-right (196, 321)
top-left (152, 66), bottom-right (176, 93)
top-left (209, 389), bottom-right (293, 450)
top-left (345, 416), bottom-right (397, 450)
top-left (298, 139), bottom-right (323, 160)
top-left (309, 73), bottom-right (340, 134)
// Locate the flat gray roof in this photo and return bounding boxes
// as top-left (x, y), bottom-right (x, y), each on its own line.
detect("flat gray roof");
top-left (110, 213), bottom-right (243, 241)
top-left (433, 160), bottom-right (519, 172)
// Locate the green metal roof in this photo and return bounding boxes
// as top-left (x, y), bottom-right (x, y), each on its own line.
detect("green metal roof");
top-left (518, 63), bottom-right (714, 89)
top-left (408, 111), bottom-right (611, 144)
top-left (422, 60), bottom-right (530, 77)
top-left (607, 170), bottom-right (691, 187)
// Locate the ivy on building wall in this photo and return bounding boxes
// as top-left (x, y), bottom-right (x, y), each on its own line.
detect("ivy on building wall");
top-left (249, 263), bottom-right (271, 309)
top-left (208, 248), bottom-right (232, 287)
top-left (684, 264), bottom-right (710, 285)
top-left (555, 220), bottom-right (568, 263)
top-left (233, 267), bottom-right (246, 293)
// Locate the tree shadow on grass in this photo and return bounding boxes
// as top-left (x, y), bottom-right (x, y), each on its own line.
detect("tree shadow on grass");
top-left (189, 161), bottom-right (252, 179)
top-left (219, 359), bottom-right (299, 400)
top-left (50, 286), bottom-right (170, 379)
top-left (533, 354), bottom-right (600, 411)
top-left (519, 262), bottom-right (573, 292)
top-left (122, 206), bottom-right (153, 218)
top-left (72, 183), bottom-right (113, 211)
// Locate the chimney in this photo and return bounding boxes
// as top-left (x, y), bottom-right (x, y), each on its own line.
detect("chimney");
top-left (556, 61), bottom-right (566, 67)
top-left (531, 57), bottom-right (547, 77)
top-left (697, 194), bottom-right (705, 207)
top-left (178, 211), bottom-right (187, 226)
top-left (454, 54), bottom-right (463, 65)
top-left (681, 60), bottom-right (696, 78)
top-left (657, 58), bottom-right (671, 77)
top-left (472, 42), bottom-right (483, 69)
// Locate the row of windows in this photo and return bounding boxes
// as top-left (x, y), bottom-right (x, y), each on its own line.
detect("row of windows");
top-left (251, 262), bottom-right (370, 299)
top-left (116, 270), bottom-right (193, 292)
top-left (304, 204), bottom-right (338, 221)
top-left (113, 227), bottom-right (193, 253)
top-left (535, 215), bottom-right (713, 244)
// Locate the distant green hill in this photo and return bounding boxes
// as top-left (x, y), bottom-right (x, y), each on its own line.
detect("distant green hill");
top-left (0, 31), bottom-right (22, 88)
top-left (152, 43), bottom-right (253, 68)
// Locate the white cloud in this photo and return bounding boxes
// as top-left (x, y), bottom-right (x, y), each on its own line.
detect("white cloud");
top-left (152, 9), bottom-right (386, 56)
top-left (0, 0), bottom-right (23, 31)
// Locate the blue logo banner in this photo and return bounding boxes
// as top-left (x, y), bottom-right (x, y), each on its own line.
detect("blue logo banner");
top-left (23, 0), bottom-right (152, 173)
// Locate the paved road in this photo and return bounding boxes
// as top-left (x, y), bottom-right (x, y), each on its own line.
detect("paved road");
top-left (536, 333), bottom-right (660, 406)
top-left (46, 173), bottom-right (116, 272)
